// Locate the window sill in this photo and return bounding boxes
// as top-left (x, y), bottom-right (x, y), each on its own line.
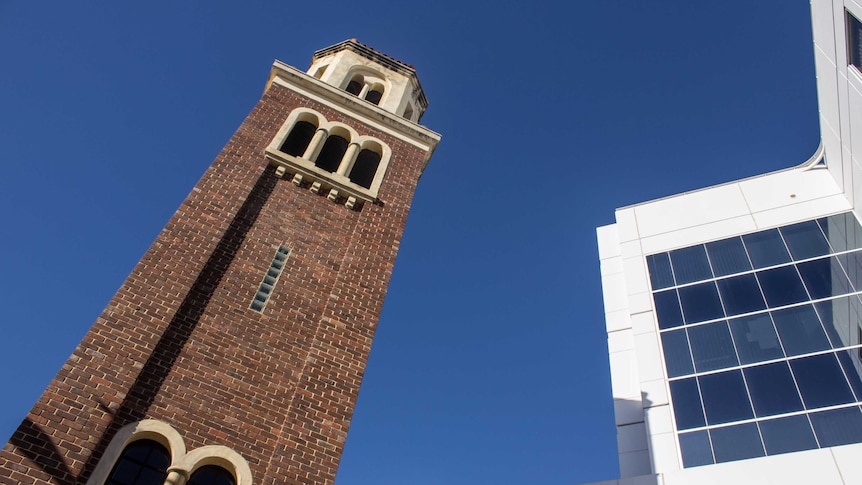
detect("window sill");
top-left (265, 148), bottom-right (378, 209)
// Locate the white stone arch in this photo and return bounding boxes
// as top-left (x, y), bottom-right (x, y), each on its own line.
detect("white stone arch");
top-left (85, 419), bottom-right (186, 485)
top-left (341, 66), bottom-right (390, 105)
top-left (322, 121), bottom-right (359, 144)
top-left (347, 135), bottom-right (392, 193)
top-left (176, 445), bottom-right (253, 485)
top-left (267, 107), bottom-right (326, 160)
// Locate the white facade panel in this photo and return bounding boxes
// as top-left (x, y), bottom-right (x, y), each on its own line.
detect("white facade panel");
top-left (632, 333), bottom-right (663, 383)
top-left (605, 309), bottom-right (632, 333)
top-left (737, 167), bottom-right (842, 212)
top-left (616, 423), bottom-right (648, 454)
top-left (597, 223), bottom-right (622, 260)
top-left (830, 443), bottom-right (862, 484)
top-left (630, 312), bottom-right (657, 336)
top-left (639, 214), bottom-right (756, 254)
top-left (750, 192), bottom-right (851, 228)
top-left (633, 184), bottom-right (750, 239)
top-left (607, 329), bottom-right (635, 354)
top-left (639, 379), bottom-right (668, 407)
top-left (600, 272), bottom-right (628, 314)
top-left (615, 208), bottom-right (640, 243)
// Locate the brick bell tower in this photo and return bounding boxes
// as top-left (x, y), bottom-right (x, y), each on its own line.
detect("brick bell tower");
top-left (0, 40), bottom-right (439, 485)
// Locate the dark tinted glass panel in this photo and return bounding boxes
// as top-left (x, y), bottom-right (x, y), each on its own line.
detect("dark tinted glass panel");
top-left (757, 266), bottom-right (809, 308)
top-left (716, 274), bottom-right (766, 316)
top-left (759, 415), bottom-right (818, 455)
top-left (106, 440), bottom-right (169, 485)
top-left (710, 423), bottom-right (764, 463)
top-left (279, 121), bottom-right (316, 157)
top-left (797, 257), bottom-right (851, 300)
top-left (849, 11), bottom-right (862, 70)
top-left (669, 378), bottom-right (706, 430)
top-left (188, 465), bottom-right (236, 485)
top-left (743, 229), bottom-right (791, 268)
top-left (837, 350), bottom-right (862, 401)
top-left (137, 468), bottom-right (167, 485)
top-left (688, 321), bottom-right (738, 372)
top-left (809, 406), bottom-right (862, 447)
top-left (838, 251), bottom-right (862, 291)
top-left (646, 253), bottom-right (675, 290)
top-left (699, 370), bottom-right (753, 425)
top-left (348, 149), bottom-right (381, 189)
top-left (744, 362), bottom-right (803, 416)
top-left (820, 212), bottom-right (862, 252)
top-left (654, 289), bottom-right (683, 329)
top-left (705, 237), bottom-right (751, 277)
top-left (678, 431), bottom-right (714, 467)
top-left (771, 305), bottom-right (830, 356)
top-left (314, 135), bottom-right (349, 172)
top-left (107, 461), bottom-right (139, 484)
top-left (814, 296), bottom-right (862, 348)
top-left (729, 314), bottom-right (784, 364)
top-left (679, 282), bottom-right (724, 324)
top-left (791, 353), bottom-right (855, 408)
top-left (781, 220), bottom-right (831, 260)
top-left (661, 329), bottom-right (694, 378)
top-left (670, 245), bottom-right (712, 284)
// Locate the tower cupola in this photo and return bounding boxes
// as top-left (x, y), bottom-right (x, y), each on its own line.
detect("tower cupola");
top-left (307, 39), bottom-right (428, 122)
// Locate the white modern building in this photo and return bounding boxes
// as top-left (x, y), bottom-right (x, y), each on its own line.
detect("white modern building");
top-left (595, 1), bottom-right (862, 483)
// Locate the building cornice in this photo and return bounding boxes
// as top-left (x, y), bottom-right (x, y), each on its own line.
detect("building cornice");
top-left (265, 60), bottom-right (441, 172)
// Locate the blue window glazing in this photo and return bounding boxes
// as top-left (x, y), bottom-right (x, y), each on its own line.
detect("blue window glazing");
top-left (716, 274), bottom-right (765, 315)
top-left (646, 252), bottom-right (675, 290)
top-left (758, 415), bottom-right (818, 455)
top-left (710, 423), bottom-right (764, 463)
top-left (728, 314), bottom-right (784, 364)
top-left (705, 237), bottom-right (751, 277)
top-left (743, 229), bottom-right (791, 269)
top-left (781, 220), bottom-right (831, 260)
top-left (646, 212), bottom-right (862, 468)
top-left (670, 245), bottom-right (712, 285)
top-left (687, 322), bottom-right (738, 373)
top-left (678, 282), bottom-right (724, 324)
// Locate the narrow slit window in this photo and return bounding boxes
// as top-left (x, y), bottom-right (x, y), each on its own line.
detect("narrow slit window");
top-left (365, 89), bottom-right (383, 105)
top-left (250, 246), bottom-right (290, 312)
top-left (349, 148), bottom-right (381, 189)
top-left (279, 121), bottom-right (317, 157)
top-left (849, 11), bottom-right (862, 71)
top-left (315, 135), bottom-right (348, 172)
top-left (345, 76), bottom-right (363, 95)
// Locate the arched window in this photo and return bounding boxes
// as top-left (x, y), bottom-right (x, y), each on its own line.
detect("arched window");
top-left (365, 88), bottom-right (383, 105)
top-left (403, 104), bottom-right (414, 121)
top-left (349, 148), bottom-right (382, 189)
top-left (187, 465), bottom-right (236, 485)
top-left (105, 439), bottom-right (170, 485)
top-left (279, 120), bottom-right (317, 157)
top-left (315, 135), bottom-right (348, 172)
top-left (345, 75), bottom-right (363, 96)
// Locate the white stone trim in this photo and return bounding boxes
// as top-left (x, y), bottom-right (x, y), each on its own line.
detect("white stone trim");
top-left (266, 61), bottom-right (440, 164)
top-left (177, 445), bottom-right (253, 485)
top-left (85, 420), bottom-right (252, 485)
top-left (264, 107), bottom-right (393, 205)
top-left (85, 419), bottom-right (186, 485)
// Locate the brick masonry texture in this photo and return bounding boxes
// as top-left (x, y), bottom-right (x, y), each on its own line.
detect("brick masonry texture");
top-left (0, 82), bottom-right (430, 485)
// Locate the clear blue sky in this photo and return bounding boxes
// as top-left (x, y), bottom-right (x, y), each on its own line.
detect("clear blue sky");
top-left (0, 1), bottom-right (820, 484)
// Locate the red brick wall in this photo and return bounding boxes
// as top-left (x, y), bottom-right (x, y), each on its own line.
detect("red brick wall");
top-left (0, 82), bottom-right (430, 485)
